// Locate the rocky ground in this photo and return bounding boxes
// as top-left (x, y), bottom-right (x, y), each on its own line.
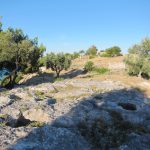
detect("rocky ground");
top-left (0, 70), bottom-right (150, 150)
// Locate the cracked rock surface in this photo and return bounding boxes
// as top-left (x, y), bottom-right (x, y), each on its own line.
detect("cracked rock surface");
top-left (0, 79), bottom-right (150, 150)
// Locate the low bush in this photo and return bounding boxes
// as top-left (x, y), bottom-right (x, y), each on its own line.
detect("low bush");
top-left (55, 77), bottom-right (64, 82)
top-left (93, 67), bottom-right (109, 74)
top-left (89, 55), bottom-right (95, 59)
top-left (84, 61), bottom-right (94, 72)
top-left (100, 46), bottom-right (122, 57)
top-left (29, 121), bottom-right (45, 127)
top-left (34, 90), bottom-right (45, 100)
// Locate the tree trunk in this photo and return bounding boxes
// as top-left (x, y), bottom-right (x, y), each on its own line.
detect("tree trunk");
top-left (15, 59), bottom-right (19, 71)
top-left (138, 71), bottom-right (142, 78)
top-left (11, 71), bottom-right (17, 86)
top-left (56, 72), bottom-right (60, 78)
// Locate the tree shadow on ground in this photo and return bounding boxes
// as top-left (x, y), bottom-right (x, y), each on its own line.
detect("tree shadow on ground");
top-left (6, 88), bottom-right (150, 150)
top-left (18, 72), bottom-right (55, 87)
top-left (17, 69), bottom-right (86, 87)
top-left (60, 69), bottom-right (86, 79)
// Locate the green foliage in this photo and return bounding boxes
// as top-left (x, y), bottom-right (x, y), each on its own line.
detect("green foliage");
top-left (84, 61), bottom-right (94, 72)
top-left (101, 46), bottom-right (122, 57)
top-left (1, 76), bottom-right (10, 87)
top-left (0, 24), bottom-right (46, 88)
top-left (0, 17), bottom-right (2, 32)
top-left (0, 114), bottom-right (7, 119)
top-left (34, 90), bottom-right (45, 99)
top-left (72, 52), bottom-right (80, 59)
top-left (89, 55), bottom-right (95, 59)
top-left (55, 77), bottom-right (64, 82)
top-left (93, 67), bottom-right (109, 74)
top-left (86, 45), bottom-right (98, 56)
top-left (0, 122), bottom-right (6, 127)
top-left (100, 52), bottom-right (111, 57)
top-left (0, 114), bottom-right (7, 127)
top-left (38, 56), bottom-right (46, 67)
top-left (46, 53), bottom-right (71, 77)
top-left (0, 28), bottom-right (46, 73)
top-left (64, 53), bottom-right (72, 59)
top-left (125, 37), bottom-right (150, 78)
top-left (15, 73), bottom-right (23, 83)
top-left (29, 121), bottom-right (45, 127)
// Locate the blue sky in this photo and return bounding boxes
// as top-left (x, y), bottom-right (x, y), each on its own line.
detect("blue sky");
top-left (0, 0), bottom-right (150, 53)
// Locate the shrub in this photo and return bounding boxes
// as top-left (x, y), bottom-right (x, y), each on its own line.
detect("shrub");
top-left (55, 77), bottom-right (64, 82)
top-left (72, 52), bottom-right (80, 59)
top-left (100, 46), bottom-right (122, 57)
top-left (93, 67), bottom-right (109, 74)
top-left (29, 121), bottom-right (45, 127)
top-left (89, 55), bottom-right (95, 59)
top-left (34, 90), bottom-right (45, 99)
top-left (86, 45), bottom-right (98, 56)
top-left (100, 52), bottom-right (111, 57)
top-left (84, 61), bottom-right (94, 72)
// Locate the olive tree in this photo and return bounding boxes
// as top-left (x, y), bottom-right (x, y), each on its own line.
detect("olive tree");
top-left (105, 46), bottom-right (122, 57)
top-left (86, 45), bottom-right (98, 56)
top-left (125, 37), bottom-right (150, 78)
top-left (45, 53), bottom-right (71, 78)
top-left (0, 27), bottom-right (45, 87)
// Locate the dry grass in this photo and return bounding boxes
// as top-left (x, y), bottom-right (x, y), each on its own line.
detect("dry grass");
top-left (72, 56), bottom-right (150, 96)
top-left (72, 56), bottom-right (124, 68)
top-left (19, 56), bottom-right (150, 97)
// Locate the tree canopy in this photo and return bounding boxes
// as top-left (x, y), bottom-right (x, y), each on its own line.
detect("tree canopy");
top-left (0, 28), bottom-right (46, 73)
top-left (125, 37), bottom-right (150, 78)
top-left (100, 46), bottom-right (122, 57)
top-left (86, 45), bottom-right (98, 56)
top-left (45, 53), bottom-right (71, 78)
top-left (0, 22), bottom-right (46, 88)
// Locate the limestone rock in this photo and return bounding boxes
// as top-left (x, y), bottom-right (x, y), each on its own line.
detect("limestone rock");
top-left (23, 108), bottom-right (50, 123)
top-left (9, 126), bottom-right (91, 150)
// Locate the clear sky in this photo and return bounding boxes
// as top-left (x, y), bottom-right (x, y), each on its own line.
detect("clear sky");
top-left (0, 0), bottom-right (150, 53)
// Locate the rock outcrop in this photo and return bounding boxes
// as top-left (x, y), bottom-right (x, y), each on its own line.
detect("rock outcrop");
top-left (0, 79), bottom-right (150, 150)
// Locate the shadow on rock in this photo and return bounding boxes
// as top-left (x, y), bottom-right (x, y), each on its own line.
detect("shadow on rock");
top-left (60, 69), bottom-right (86, 79)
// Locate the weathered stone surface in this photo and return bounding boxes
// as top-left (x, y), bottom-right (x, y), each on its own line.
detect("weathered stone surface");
top-left (9, 126), bottom-right (91, 150)
top-left (0, 79), bottom-right (150, 149)
top-left (23, 108), bottom-right (50, 123)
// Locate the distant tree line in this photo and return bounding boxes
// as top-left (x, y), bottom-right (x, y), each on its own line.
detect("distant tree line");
top-left (100, 46), bottom-right (122, 57)
top-left (61, 45), bottom-right (122, 59)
